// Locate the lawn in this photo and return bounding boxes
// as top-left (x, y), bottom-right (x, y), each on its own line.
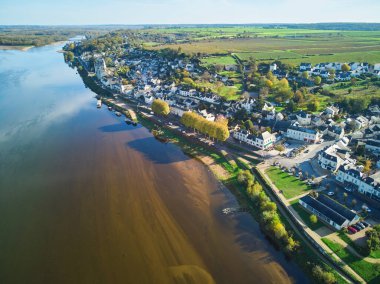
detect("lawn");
top-left (322, 238), bottom-right (380, 283)
top-left (265, 166), bottom-right (311, 199)
top-left (291, 203), bottom-right (324, 231)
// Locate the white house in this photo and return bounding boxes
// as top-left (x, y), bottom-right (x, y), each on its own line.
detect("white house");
top-left (336, 165), bottom-right (380, 201)
top-left (318, 144), bottom-right (354, 172)
top-left (269, 63), bottom-right (277, 72)
top-left (233, 130), bottom-right (275, 150)
top-left (286, 126), bottom-right (322, 143)
top-left (355, 116), bottom-right (369, 130)
top-left (296, 111), bottom-right (311, 126)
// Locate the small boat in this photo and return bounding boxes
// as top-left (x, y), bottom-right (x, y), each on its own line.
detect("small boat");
top-left (108, 106), bottom-right (112, 111)
top-left (115, 111), bottom-right (122, 117)
top-left (124, 118), bottom-right (132, 125)
top-left (96, 99), bottom-right (102, 108)
top-left (132, 122), bottom-right (137, 126)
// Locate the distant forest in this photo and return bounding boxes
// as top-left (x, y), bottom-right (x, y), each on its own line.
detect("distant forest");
top-left (0, 26), bottom-right (113, 47)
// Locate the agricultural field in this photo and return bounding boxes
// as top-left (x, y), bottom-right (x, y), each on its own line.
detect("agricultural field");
top-left (144, 27), bottom-right (380, 65)
top-left (201, 55), bottom-right (237, 66)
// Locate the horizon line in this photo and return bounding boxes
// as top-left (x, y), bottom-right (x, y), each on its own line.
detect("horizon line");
top-left (1, 21), bottom-right (380, 27)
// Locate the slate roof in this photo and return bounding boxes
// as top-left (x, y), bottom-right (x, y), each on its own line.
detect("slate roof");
top-left (300, 195), bottom-right (347, 226)
top-left (317, 195), bottom-right (357, 222)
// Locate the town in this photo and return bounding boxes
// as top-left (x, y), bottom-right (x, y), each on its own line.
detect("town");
top-left (65, 30), bottom-right (380, 284)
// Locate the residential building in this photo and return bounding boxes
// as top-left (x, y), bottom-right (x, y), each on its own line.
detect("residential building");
top-left (299, 195), bottom-right (359, 230)
top-left (336, 166), bottom-right (380, 202)
top-left (286, 125), bottom-right (322, 143)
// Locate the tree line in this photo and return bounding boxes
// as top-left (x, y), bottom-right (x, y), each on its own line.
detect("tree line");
top-left (180, 112), bottom-right (230, 141)
top-left (237, 170), bottom-right (337, 283)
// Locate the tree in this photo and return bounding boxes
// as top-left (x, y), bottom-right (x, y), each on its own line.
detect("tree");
top-left (343, 192), bottom-right (348, 203)
top-left (351, 199), bottom-right (357, 208)
top-left (151, 99), bottom-right (170, 116)
top-left (314, 76), bottom-right (322, 85)
top-left (307, 100), bottom-right (320, 112)
top-left (363, 160), bottom-right (372, 174)
top-left (294, 90), bottom-right (304, 103)
top-left (310, 214), bottom-right (318, 224)
top-left (259, 87), bottom-right (269, 99)
top-left (245, 120), bottom-right (254, 131)
top-left (341, 63), bottom-right (351, 72)
top-left (302, 71), bottom-right (309, 79)
top-left (64, 51), bottom-right (74, 62)
top-left (312, 265), bottom-right (336, 284)
top-left (286, 100), bottom-right (297, 112)
top-left (275, 145), bottom-right (285, 152)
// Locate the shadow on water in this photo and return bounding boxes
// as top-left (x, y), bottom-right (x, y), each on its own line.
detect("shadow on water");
top-left (98, 122), bottom-right (142, 133)
top-left (126, 137), bottom-right (190, 164)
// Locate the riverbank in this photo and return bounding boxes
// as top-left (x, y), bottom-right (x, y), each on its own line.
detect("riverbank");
top-left (0, 45), bottom-right (33, 51)
top-left (72, 57), bottom-right (353, 283)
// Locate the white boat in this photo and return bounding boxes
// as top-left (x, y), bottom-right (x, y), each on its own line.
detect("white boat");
top-left (115, 111), bottom-right (122, 117)
top-left (96, 99), bottom-right (102, 108)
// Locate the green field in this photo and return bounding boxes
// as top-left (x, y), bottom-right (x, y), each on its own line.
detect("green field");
top-left (145, 27), bottom-right (380, 65)
top-left (265, 166), bottom-right (311, 199)
top-left (322, 238), bottom-right (380, 283)
top-left (201, 55), bottom-right (237, 66)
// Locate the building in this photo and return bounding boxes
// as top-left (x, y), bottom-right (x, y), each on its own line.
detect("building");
top-left (318, 144), bottom-right (354, 172)
top-left (365, 139), bottom-right (380, 154)
top-left (286, 125), bottom-right (322, 143)
top-left (233, 130), bottom-right (275, 150)
top-left (336, 166), bottom-right (380, 202)
top-left (296, 111), bottom-right (311, 126)
top-left (299, 63), bottom-right (312, 71)
top-left (327, 125), bottom-right (345, 139)
top-left (299, 195), bottom-right (359, 230)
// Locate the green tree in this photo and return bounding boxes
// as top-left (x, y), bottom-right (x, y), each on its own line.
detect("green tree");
top-left (302, 71), bottom-right (309, 79)
top-left (363, 160), bottom-right (372, 174)
top-left (312, 265), bottom-right (336, 284)
top-left (151, 99), bottom-right (170, 116)
top-left (310, 214), bottom-right (318, 224)
top-left (64, 51), bottom-right (74, 62)
top-left (307, 100), bottom-right (320, 112)
top-left (341, 63), bottom-right (351, 72)
top-left (314, 76), bottom-right (322, 85)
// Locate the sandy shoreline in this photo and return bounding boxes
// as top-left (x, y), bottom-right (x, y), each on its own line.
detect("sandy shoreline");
top-left (0, 45), bottom-right (33, 51)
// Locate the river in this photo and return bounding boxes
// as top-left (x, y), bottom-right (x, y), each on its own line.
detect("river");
top-left (0, 43), bottom-right (308, 284)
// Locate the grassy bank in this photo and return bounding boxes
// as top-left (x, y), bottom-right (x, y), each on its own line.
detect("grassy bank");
top-left (322, 238), bottom-right (380, 283)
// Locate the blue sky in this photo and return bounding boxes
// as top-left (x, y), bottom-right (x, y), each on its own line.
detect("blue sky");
top-left (1, 0), bottom-right (379, 25)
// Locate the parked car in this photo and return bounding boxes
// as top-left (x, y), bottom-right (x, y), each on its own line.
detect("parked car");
top-left (348, 226), bottom-right (357, 234)
top-left (362, 221), bottom-right (370, 227)
top-left (327, 191), bottom-right (335, 196)
top-left (362, 205), bottom-right (372, 213)
top-left (357, 222), bottom-right (366, 230)
top-left (344, 187), bottom-right (353, 192)
top-left (352, 225), bottom-right (361, 231)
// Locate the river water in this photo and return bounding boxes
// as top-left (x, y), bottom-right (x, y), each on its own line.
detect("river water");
top-left (0, 43), bottom-right (308, 284)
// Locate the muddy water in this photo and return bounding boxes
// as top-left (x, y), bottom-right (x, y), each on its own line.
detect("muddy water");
top-left (0, 44), bottom-right (308, 284)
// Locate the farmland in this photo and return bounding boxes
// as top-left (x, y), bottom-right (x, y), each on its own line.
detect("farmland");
top-left (144, 27), bottom-right (380, 65)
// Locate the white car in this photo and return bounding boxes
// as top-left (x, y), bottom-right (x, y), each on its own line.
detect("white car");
top-left (362, 205), bottom-right (372, 213)
top-left (327, 191), bottom-right (335, 196)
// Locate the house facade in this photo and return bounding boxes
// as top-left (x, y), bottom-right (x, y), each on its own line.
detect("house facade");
top-left (286, 126), bottom-right (322, 143)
